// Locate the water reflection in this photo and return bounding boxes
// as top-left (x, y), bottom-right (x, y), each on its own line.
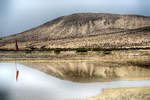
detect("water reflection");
top-left (0, 63), bottom-right (150, 100)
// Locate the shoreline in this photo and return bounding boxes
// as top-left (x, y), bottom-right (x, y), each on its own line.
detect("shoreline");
top-left (1, 49), bottom-right (150, 83)
top-left (74, 86), bottom-right (150, 100)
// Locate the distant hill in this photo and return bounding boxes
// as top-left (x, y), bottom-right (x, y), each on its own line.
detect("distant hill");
top-left (0, 13), bottom-right (150, 50)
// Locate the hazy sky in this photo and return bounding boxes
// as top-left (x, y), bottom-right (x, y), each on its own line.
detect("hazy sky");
top-left (0, 0), bottom-right (150, 37)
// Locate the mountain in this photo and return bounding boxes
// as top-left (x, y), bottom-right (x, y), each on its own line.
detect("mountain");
top-left (0, 13), bottom-right (150, 50)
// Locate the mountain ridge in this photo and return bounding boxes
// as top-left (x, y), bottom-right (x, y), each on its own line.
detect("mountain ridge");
top-left (0, 13), bottom-right (150, 50)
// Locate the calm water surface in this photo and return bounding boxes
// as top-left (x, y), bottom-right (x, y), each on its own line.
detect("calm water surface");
top-left (0, 63), bottom-right (150, 100)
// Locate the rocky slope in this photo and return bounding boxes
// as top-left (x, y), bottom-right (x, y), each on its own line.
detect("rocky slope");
top-left (0, 13), bottom-right (150, 50)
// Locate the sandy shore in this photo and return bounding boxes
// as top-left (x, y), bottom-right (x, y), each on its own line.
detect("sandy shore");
top-left (69, 87), bottom-right (150, 100)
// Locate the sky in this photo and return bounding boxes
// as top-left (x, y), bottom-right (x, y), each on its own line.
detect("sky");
top-left (0, 0), bottom-right (150, 37)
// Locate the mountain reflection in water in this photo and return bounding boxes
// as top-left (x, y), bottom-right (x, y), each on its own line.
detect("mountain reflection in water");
top-left (0, 63), bottom-right (150, 100)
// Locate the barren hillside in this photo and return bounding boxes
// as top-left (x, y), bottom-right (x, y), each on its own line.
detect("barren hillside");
top-left (0, 13), bottom-right (150, 50)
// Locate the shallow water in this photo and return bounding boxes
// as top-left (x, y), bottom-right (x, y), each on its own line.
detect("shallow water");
top-left (0, 63), bottom-right (150, 100)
